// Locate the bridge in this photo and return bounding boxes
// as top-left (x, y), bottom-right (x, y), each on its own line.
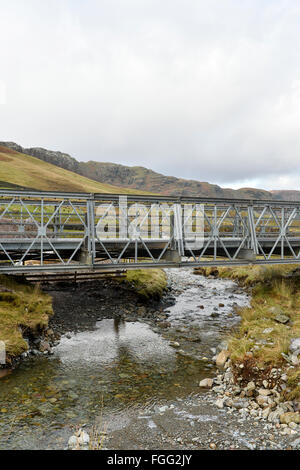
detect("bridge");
top-left (0, 189), bottom-right (300, 274)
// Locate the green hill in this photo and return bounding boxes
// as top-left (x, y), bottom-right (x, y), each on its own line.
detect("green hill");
top-left (0, 145), bottom-right (149, 194)
top-left (0, 141), bottom-right (282, 200)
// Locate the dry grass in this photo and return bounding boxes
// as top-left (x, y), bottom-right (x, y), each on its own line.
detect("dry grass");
top-left (89, 425), bottom-right (107, 450)
top-left (285, 369), bottom-right (300, 400)
top-left (0, 146), bottom-right (151, 194)
top-left (199, 263), bottom-right (297, 286)
top-left (120, 269), bottom-right (167, 300)
top-left (0, 275), bottom-right (53, 361)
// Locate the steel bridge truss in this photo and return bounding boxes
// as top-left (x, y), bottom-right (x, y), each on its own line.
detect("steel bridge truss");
top-left (1, 190), bottom-right (300, 273)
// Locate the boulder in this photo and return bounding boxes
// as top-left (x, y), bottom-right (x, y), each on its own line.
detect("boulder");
top-left (215, 399), bottom-right (224, 409)
top-left (274, 314), bottom-right (290, 324)
top-left (289, 338), bottom-right (300, 355)
top-left (199, 378), bottom-right (213, 388)
top-left (215, 349), bottom-right (230, 368)
top-left (280, 412), bottom-right (300, 425)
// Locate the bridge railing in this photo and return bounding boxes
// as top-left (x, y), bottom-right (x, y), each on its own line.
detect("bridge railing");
top-left (0, 190), bottom-right (300, 272)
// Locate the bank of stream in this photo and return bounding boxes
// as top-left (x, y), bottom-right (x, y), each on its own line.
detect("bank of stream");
top-left (1, 268), bottom-right (292, 450)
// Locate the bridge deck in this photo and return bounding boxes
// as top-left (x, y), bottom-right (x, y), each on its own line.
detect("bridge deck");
top-left (1, 189), bottom-right (300, 273)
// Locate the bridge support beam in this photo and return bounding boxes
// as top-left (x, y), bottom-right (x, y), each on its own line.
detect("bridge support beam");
top-left (162, 249), bottom-right (181, 263)
top-left (78, 249), bottom-right (93, 266)
top-left (236, 248), bottom-right (256, 261)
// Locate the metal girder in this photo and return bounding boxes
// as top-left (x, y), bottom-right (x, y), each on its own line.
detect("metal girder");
top-left (0, 190), bottom-right (300, 273)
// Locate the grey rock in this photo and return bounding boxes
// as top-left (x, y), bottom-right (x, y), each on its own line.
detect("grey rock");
top-left (291, 437), bottom-right (300, 449)
top-left (289, 338), bottom-right (300, 354)
top-left (199, 378), bottom-right (213, 388)
top-left (68, 429), bottom-right (90, 450)
top-left (262, 328), bottom-right (274, 334)
top-left (232, 399), bottom-right (250, 409)
top-left (274, 314), bottom-right (290, 324)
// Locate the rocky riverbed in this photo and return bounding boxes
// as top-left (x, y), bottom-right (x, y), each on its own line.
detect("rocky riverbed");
top-left (0, 269), bottom-right (299, 450)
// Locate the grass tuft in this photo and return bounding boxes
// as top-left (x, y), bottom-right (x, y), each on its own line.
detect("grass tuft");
top-left (0, 275), bottom-right (53, 361)
top-left (120, 269), bottom-right (167, 300)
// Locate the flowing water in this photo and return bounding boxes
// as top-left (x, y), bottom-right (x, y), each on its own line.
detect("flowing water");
top-left (0, 269), bottom-right (249, 450)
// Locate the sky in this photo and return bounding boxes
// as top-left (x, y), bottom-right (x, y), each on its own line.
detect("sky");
top-left (1, 0), bottom-right (300, 191)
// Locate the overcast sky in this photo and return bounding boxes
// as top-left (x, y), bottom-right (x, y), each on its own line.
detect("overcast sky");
top-left (1, 0), bottom-right (300, 191)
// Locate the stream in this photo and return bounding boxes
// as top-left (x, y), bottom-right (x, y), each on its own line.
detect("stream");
top-left (0, 269), bottom-right (251, 450)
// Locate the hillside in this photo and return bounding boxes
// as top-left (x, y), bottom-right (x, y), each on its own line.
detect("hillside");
top-left (0, 145), bottom-right (149, 194)
top-left (0, 142), bottom-right (272, 199)
top-left (270, 190), bottom-right (300, 202)
top-left (76, 161), bottom-right (273, 199)
top-left (1, 141), bottom-right (299, 200)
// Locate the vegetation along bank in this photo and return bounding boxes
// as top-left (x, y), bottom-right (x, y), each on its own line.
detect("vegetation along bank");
top-left (0, 269), bottom-right (168, 367)
top-left (196, 264), bottom-right (300, 433)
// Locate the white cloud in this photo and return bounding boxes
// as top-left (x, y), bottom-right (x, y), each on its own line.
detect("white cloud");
top-left (0, 0), bottom-right (300, 190)
top-left (0, 81), bottom-right (6, 105)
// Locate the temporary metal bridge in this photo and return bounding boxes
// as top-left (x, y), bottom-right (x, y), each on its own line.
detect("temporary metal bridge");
top-left (1, 189), bottom-right (300, 274)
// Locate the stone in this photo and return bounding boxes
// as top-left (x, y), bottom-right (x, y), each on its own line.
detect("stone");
top-left (280, 412), bottom-right (300, 425)
top-left (158, 322), bottom-right (171, 329)
top-left (39, 340), bottom-right (51, 353)
top-left (262, 380), bottom-right (269, 389)
top-left (258, 388), bottom-right (271, 396)
top-left (274, 314), bottom-right (290, 324)
top-left (289, 422), bottom-right (297, 429)
top-left (224, 398), bottom-right (233, 407)
top-left (289, 338), bottom-right (300, 354)
top-left (290, 355), bottom-right (300, 366)
top-left (262, 407), bottom-right (271, 419)
top-left (291, 437), bottom-right (300, 449)
top-left (268, 410), bottom-right (281, 423)
top-left (68, 429), bottom-right (90, 450)
top-left (199, 378), bottom-right (213, 388)
top-left (215, 349), bottom-right (230, 368)
top-left (257, 395), bottom-right (268, 407)
top-left (246, 381), bottom-right (256, 392)
top-left (263, 328), bottom-right (274, 334)
top-left (215, 399), bottom-right (224, 409)
top-left (68, 436), bottom-right (78, 450)
top-left (232, 399), bottom-right (249, 409)
top-left (216, 340), bottom-right (228, 353)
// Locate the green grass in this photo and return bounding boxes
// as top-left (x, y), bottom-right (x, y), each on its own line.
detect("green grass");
top-left (0, 275), bottom-right (53, 362)
top-left (0, 146), bottom-right (152, 194)
top-left (119, 269), bottom-right (167, 300)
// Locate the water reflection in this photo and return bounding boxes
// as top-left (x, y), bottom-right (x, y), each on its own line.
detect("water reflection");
top-left (55, 319), bottom-right (176, 367)
top-left (0, 269), bottom-right (249, 449)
